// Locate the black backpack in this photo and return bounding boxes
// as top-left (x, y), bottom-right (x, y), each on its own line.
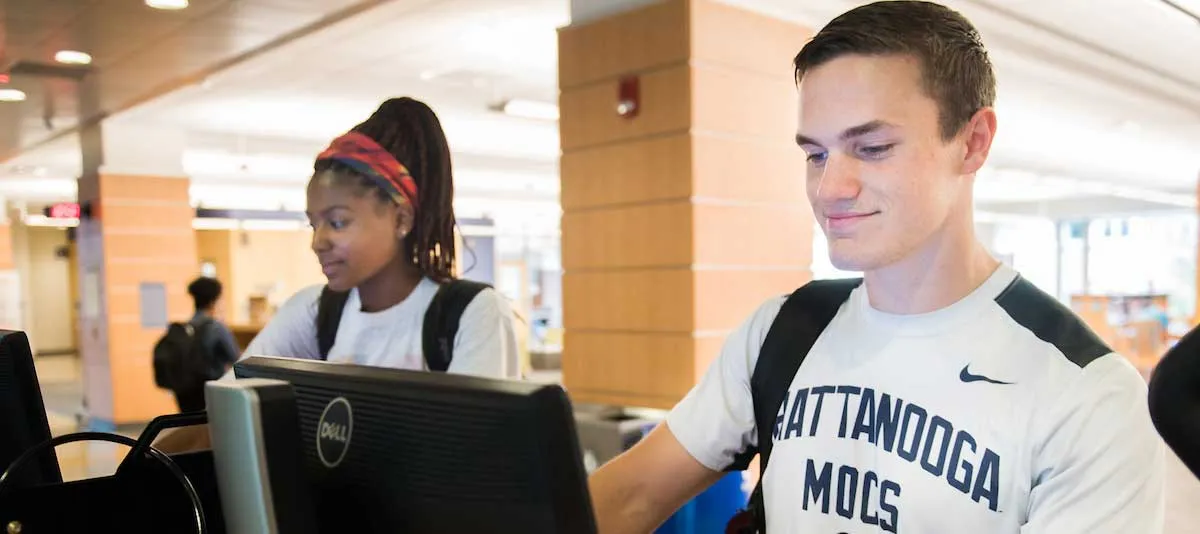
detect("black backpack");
top-left (152, 318), bottom-right (216, 392)
top-left (314, 279), bottom-right (492, 369)
top-left (725, 277), bottom-right (862, 534)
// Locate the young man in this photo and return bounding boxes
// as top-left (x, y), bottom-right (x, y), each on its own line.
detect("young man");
top-left (173, 277), bottom-right (241, 412)
top-left (586, 2), bottom-right (1165, 533)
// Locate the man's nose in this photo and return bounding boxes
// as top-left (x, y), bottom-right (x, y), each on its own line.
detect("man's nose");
top-left (815, 153), bottom-right (862, 203)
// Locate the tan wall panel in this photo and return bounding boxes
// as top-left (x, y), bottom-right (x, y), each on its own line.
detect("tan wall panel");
top-left (105, 261), bottom-right (197, 288)
top-left (558, 0), bottom-right (688, 89)
top-left (92, 173), bottom-right (195, 423)
top-left (562, 202), bottom-right (693, 270)
top-left (106, 322), bottom-right (170, 366)
top-left (101, 202), bottom-right (194, 230)
top-left (693, 334), bottom-right (726, 383)
top-left (562, 330), bottom-right (696, 407)
top-left (560, 134), bottom-right (692, 210)
top-left (110, 359), bottom-right (175, 423)
top-left (691, 134), bottom-right (807, 203)
top-left (692, 203), bottom-right (813, 267)
top-left (21, 227), bottom-right (72, 352)
top-left (103, 232), bottom-right (195, 260)
top-left (691, 63), bottom-right (797, 142)
top-left (560, 64), bottom-right (692, 151)
top-left (563, 269), bottom-right (694, 332)
top-left (0, 223), bottom-right (12, 270)
top-left (557, 0), bottom-right (818, 409)
top-left (105, 286), bottom-right (192, 321)
top-left (196, 229), bottom-right (235, 294)
top-left (690, 0), bottom-right (813, 77)
top-left (229, 229), bottom-right (324, 324)
top-left (100, 174), bottom-right (190, 202)
top-left (693, 268), bottom-right (810, 332)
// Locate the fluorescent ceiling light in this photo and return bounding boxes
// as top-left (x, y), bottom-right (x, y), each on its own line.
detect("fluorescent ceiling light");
top-left (22, 214), bottom-right (77, 228)
top-left (146, 0), bottom-right (188, 10)
top-left (54, 50), bottom-right (92, 65)
top-left (0, 89), bottom-right (26, 102)
top-left (192, 218), bottom-right (239, 231)
top-left (500, 99), bottom-right (559, 121)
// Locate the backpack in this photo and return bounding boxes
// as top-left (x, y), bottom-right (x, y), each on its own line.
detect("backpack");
top-left (314, 279), bottom-right (492, 369)
top-left (725, 277), bottom-right (862, 534)
top-left (152, 318), bottom-right (216, 392)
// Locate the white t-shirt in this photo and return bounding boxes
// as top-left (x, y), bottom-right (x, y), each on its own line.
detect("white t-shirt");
top-left (241, 278), bottom-right (520, 379)
top-left (667, 264), bottom-right (1165, 533)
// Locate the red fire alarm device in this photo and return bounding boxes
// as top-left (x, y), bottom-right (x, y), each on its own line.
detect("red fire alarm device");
top-left (617, 76), bottom-right (640, 119)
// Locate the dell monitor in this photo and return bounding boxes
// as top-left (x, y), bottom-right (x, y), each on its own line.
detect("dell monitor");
top-left (228, 356), bottom-right (597, 534)
top-left (0, 330), bottom-right (62, 487)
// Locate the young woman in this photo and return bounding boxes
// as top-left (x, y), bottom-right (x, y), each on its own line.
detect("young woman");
top-left (155, 98), bottom-right (518, 452)
top-left (242, 97), bottom-right (519, 378)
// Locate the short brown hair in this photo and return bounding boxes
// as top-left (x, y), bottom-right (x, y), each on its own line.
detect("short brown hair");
top-left (794, 1), bottom-right (996, 140)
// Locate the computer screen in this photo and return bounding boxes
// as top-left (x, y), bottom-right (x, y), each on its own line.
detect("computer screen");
top-left (0, 330), bottom-right (62, 487)
top-left (232, 356), bottom-right (597, 534)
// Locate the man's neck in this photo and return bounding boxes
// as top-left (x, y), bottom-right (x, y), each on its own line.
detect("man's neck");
top-left (863, 233), bottom-right (1001, 316)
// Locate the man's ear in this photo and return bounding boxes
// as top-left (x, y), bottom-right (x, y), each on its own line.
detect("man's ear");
top-left (960, 107), bottom-right (997, 175)
top-left (394, 202), bottom-right (415, 239)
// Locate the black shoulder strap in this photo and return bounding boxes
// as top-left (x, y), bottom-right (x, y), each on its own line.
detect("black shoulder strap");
top-left (316, 286), bottom-right (351, 360)
top-left (743, 277), bottom-right (861, 531)
top-left (422, 279), bottom-right (491, 372)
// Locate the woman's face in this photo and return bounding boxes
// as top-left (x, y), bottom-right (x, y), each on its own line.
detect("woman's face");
top-left (306, 171), bottom-right (411, 292)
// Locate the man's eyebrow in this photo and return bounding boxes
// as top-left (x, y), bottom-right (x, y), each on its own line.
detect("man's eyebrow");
top-left (795, 120), bottom-right (898, 147)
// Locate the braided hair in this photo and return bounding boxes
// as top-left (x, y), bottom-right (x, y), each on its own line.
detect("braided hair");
top-left (313, 97), bottom-right (457, 282)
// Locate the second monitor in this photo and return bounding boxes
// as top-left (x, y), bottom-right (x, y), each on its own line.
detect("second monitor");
top-left (228, 356), bottom-right (597, 534)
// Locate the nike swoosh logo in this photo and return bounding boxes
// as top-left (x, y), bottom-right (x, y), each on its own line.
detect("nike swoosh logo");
top-left (959, 365), bottom-right (1014, 385)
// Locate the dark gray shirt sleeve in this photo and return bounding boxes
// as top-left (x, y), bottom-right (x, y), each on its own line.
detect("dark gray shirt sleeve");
top-left (204, 321), bottom-right (242, 366)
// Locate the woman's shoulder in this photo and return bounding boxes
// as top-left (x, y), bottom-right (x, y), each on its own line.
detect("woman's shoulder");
top-left (455, 283), bottom-right (514, 322)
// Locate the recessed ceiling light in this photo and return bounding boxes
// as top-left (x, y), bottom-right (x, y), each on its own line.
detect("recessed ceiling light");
top-left (146, 0), bottom-right (189, 10)
top-left (499, 99), bottom-right (559, 121)
top-left (54, 50), bottom-right (92, 65)
top-left (0, 89), bottom-right (26, 102)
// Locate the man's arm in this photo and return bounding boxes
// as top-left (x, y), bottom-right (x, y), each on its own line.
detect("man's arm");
top-left (589, 424), bottom-right (725, 534)
top-left (1023, 355), bottom-right (1165, 533)
top-left (589, 296), bottom-right (786, 533)
top-left (213, 321), bottom-right (242, 372)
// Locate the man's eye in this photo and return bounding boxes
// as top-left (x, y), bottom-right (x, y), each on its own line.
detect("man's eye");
top-left (858, 144), bottom-right (896, 159)
top-left (806, 151), bottom-right (828, 166)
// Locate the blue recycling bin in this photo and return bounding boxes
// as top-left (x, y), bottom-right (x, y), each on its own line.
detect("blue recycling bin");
top-left (656, 471), bottom-right (749, 534)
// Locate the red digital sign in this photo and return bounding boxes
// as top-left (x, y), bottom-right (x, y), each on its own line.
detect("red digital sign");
top-left (48, 202), bottom-right (81, 219)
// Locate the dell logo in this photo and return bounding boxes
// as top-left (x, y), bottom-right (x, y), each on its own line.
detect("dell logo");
top-left (316, 396), bottom-right (353, 468)
top-left (320, 421), bottom-right (349, 443)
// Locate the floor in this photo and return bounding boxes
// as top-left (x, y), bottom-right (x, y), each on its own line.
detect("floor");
top-left (29, 355), bottom-right (1200, 532)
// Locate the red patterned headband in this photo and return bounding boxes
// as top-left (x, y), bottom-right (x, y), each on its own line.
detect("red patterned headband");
top-left (315, 132), bottom-right (419, 212)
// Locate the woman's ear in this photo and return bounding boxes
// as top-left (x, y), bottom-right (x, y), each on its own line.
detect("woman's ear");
top-left (394, 202), bottom-right (415, 239)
